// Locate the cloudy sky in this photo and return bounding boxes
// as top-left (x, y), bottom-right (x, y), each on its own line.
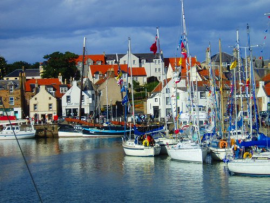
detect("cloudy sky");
top-left (0, 0), bottom-right (269, 64)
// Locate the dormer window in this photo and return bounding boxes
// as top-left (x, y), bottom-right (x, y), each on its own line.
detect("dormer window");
top-left (60, 87), bottom-right (68, 93)
top-left (47, 87), bottom-right (53, 92)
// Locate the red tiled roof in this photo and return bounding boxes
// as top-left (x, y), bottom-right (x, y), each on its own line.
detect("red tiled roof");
top-left (75, 55), bottom-right (105, 65)
top-left (25, 78), bottom-right (61, 92)
top-left (152, 78), bottom-right (172, 93)
top-left (165, 57), bottom-right (201, 73)
top-left (90, 64), bottom-right (146, 76)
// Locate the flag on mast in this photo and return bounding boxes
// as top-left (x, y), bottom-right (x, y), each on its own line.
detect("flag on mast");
top-left (150, 35), bottom-right (158, 54)
top-left (230, 60), bottom-right (237, 70)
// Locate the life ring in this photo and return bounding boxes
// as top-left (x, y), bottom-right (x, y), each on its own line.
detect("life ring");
top-left (243, 152), bottom-right (252, 159)
top-left (143, 140), bottom-right (149, 147)
top-left (219, 141), bottom-right (228, 149)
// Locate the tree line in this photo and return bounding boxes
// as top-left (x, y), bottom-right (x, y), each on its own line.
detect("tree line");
top-left (0, 51), bottom-right (80, 82)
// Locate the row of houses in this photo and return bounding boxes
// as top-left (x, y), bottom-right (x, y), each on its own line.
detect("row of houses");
top-left (1, 51), bottom-right (270, 122)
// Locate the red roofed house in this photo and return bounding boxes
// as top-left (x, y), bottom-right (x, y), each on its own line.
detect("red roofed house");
top-left (26, 75), bottom-right (70, 122)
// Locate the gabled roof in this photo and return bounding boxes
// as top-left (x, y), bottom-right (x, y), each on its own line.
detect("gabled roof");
top-left (90, 64), bottom-right (146, 76)
top-left (105, 53), bottom-right (160, 62)
top-left (164, 57), bottom-right (201, 73)
top-left (25, 78), bottom-right (62, 92)
top-left (75, 55), bottom-right (105, 65)
top-left (198, 68), bottom-right (227, 81)
top-left (152, 78), bottom-right (172, 93)
top-left (264, 82), bottom-right (270, 96)
top-left (5, 69), bottom-right (40, 78)
top-left (209, 52), bottom-right (235, 63)
top-left (0, 80), bottom-right (20, 90)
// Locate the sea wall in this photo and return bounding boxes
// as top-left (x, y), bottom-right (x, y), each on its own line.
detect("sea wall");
top-left (34, 124), bottom-right (58, 138)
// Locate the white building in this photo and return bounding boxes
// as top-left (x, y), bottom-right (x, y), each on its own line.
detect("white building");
top-left (62, 79), bottom-right (95, 117)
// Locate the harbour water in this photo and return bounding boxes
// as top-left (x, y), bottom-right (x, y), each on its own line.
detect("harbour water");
top-left (1, 137), bottom-right (270, 202)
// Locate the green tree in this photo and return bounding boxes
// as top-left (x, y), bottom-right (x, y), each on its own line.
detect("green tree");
top-left (0, 56), bottom-right (7, 79)
top-left (6, 61), bottom-right (31, 75)
top-left (42, 51), bottom-right (80, 82)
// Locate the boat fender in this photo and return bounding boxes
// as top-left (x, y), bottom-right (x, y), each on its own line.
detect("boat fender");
top-left (143, 140), bottom-right (149, 147)
top-left (219, 141), bottom-right (227, 149)
top-left (243, 152), bottom-right (252, 159)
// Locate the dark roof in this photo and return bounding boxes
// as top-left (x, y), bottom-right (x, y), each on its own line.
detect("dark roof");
top-left (211, 52), bottom-right (236, 63)
top-left (5, 69), bottom-right (40, 78)
top-left (0, 80), bottom-right (20, 90)
top-left (105, 53), bottom-right (161, 63)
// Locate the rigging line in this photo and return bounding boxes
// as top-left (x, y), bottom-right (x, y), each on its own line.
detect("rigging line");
top-left (1, 99), bottom-right (43, 203)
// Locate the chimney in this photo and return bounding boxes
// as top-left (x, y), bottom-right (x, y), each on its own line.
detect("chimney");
top-left (65, 78), bottom-right (67, 84)
top-left (22, 66), bottom-right (25, 72)
top-left (58, 73), bottom-right (62, 84)
top-left (39, 62), bottom-right (44, 77)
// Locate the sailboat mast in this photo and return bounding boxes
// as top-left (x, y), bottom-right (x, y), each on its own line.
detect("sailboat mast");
top-left (128, 38), bottom-right (136, 126)
top-left (237, 30), bottom-right (244, 134)
top-left (156, 27), bottom-right (167, 130)
top-left (219, 39), bottom-right (224, 135)
top-left (79, 37), bottom-right (86, 120)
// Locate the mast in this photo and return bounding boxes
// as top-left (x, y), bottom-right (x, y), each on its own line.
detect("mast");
top-left (79, 37), bottom-right (86, 120)
top-left (128, 37), bottom-right (136, 126)
top-left (219, 39), bottom-right (224, 135)
top-left (236, 30), bottom-right (244, 134)
top-left (156, 27), bottom-right (167, 132)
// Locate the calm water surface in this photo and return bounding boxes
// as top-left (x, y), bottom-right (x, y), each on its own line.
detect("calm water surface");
top-left (1, 138), bottom-right (270, 203)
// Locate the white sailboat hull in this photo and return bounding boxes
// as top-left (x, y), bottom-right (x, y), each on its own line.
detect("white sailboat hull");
top-left (228, 159), bottom-right (270, 175)
top-left (58, 131), bottom-right (83, 138)
top-left (166, 143), bottom-right (208, 163)
top-left (122, 140), bottom-right (161, 157)
top-left (210, 147), bottom-right (233, 161)
top-left (156, 137), bottom-right (179, 155)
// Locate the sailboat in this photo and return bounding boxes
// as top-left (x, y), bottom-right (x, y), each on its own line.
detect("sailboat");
top-left (227, 23), bottom-right (270, 175)
top-left (122, 38), bottom-right (161, 157)
top-left (166, 0), bottom-right (208, 163)
top-left (208, 40), bottom-right (233, 161)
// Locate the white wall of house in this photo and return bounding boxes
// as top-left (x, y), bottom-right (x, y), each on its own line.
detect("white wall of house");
top-left (257, 81), bottom-right (269, 111)
top-left (120, 53), bottom-right (166, 81)
top-left (147, 79), bottom-right (212, 120)
top-left (62, 80), bottom-right (95, 117)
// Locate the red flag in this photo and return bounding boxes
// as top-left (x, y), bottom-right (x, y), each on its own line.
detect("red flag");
top-left (181, 42), bottom-right (187, 59)
top-left (150, 41), bottom-right (157, 54)
top-left (150, 35), bottom-right (158, 54)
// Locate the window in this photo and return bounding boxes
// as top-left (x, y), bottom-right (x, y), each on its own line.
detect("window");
top-left (67, 95), bottom-right (71, 103)
top-left (92, 94), bottom-right (95, 101)
top-left (82, 95), bottom-right (85, 102)
top-left (133, 60), bottom-right (135, 65)
top-left (49, 103), bottom-right (53, 110)
top-left (166, 88), bottom-right (170, 93)
top-left (155, 98), bottom-right (158, 102)
top-left (155, 68), bottom-right (157, 73)
top-left (166, 108), bottom-right (171, 116)
top-left (9, 85), bottom-right (14, 92)
top-left (60, 87), bottom-right (68, 93)
top-left (49, 97), bottom-right (51, 100)
top-left (123, 60), bottom-right (126, 64)
top-left (200, 92), bottom-right (206, 99)
top-left (166, 97), bottom-right (171, 105)
top-left (9, 97), bottom-right (14, 105)
top-left (34, 104), bottom-right (37, 111)
top-left (47, 87), bottom-right (53, 92)
top-left (141, 60), bottom-right (145, 65)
